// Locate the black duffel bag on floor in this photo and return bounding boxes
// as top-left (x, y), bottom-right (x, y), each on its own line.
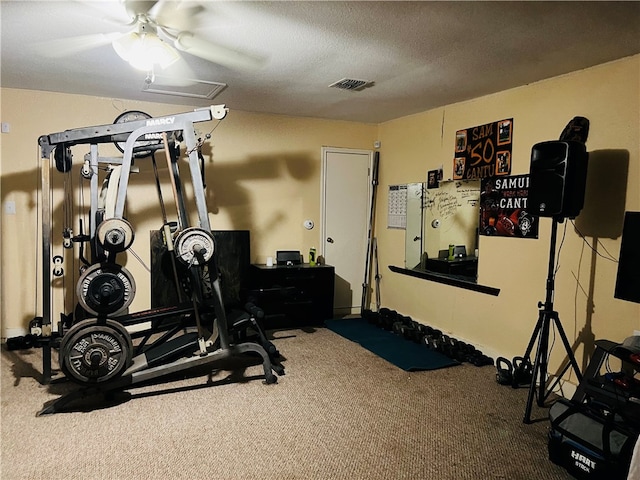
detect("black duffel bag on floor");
top-left (548, 398), bottom-right (639, 479)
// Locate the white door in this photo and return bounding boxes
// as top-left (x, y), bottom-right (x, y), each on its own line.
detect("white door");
top-left (321, 147), bottom-right (373, 316)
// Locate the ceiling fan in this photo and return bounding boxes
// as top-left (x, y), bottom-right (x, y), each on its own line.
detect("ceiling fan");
top-left (40, 0), bottom-right (265, 73)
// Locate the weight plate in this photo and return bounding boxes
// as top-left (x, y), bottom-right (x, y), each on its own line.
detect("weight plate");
top-left (113, 110), bottom-right (157, 157)
top-left (76, 263), bottom-right (136, 316)
top-left (59, 319), bottom-right (133, 385)
top-left (175, 228), bottom-right (215, 266)
top-left (96, 218), bottom-right (135, 252)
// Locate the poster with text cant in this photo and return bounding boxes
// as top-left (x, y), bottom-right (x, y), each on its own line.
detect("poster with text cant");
top-left (480, 175), bottom-right (538, 238)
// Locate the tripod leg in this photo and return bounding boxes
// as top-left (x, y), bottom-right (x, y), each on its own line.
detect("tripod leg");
top-left (536, 312), bottom-right (551, 407)
top-left (523, 310), bottom-right (550, 424)
top-left (523, 311), bottom-right (544, 361)
top-left (553, 313), bottom-right (583, 383)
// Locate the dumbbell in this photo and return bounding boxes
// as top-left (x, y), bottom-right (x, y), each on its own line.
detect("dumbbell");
top-left (417, 324), bottom-right (434, 337)
top-left (422, 335), bottom-right (438, 350)
top-left (392, 320), bottom-right (404, 335)
top-left (379, 308), bottom-right (398, 330)
top-left (6, 334), bottom-right (36, 350)
top-left (397, 316), bottom-right (419, 342)
top-left (469, 352), bottom-right (494, 367)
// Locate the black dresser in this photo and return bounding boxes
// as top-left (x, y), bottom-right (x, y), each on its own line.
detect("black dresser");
top-left (249, 264), bottom-right (335, 328)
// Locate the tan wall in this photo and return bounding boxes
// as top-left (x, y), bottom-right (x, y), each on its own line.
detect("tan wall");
top-left (375, 55), bottom-right (640, 390)
top-left (1, 56), bottom-right (639, 394)
top-left (0, 89), bottom-right (377, 336)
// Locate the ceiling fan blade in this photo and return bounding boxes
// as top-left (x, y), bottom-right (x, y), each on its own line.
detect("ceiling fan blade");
top-left (150, 0), bottom-right (206, 32)
top-left (31, 32), bottom-right (124, 58)
top-left (174, 32), bottom-right (266, 71)
top-left (72, 0), bottom-right (134, 26)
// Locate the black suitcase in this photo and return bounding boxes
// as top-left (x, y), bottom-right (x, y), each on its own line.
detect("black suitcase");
top-left (548, 398), bottom-right (639, 479)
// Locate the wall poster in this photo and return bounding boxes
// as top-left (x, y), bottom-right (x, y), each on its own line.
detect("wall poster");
top-left (454, 118), bottom-right (513, 180)
top-left (480, 174), bottom-right (538, 239)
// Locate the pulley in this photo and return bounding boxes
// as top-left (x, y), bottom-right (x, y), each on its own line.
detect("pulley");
top-left (52, 255), bottom-right (64, 277)
top-left (54, 144), bottom-right (72, 172)
top-left (96, 218), bottom-right (134, 253)
top-left (76, 263), bottom-right (136, 316)
top-left (174, 228), bottom-right (215, 266)
top-left (59, 319), bottom-right (132, 385)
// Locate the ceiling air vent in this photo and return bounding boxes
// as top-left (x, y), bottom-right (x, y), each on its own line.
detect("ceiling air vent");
top-left (142, 76), bottom-right (227, 99)
top-left (329, 78), bottom-right (374, 91)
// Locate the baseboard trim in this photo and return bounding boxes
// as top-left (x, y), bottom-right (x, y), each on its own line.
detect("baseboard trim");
top-left (2, 327), bottom-right (28, 342)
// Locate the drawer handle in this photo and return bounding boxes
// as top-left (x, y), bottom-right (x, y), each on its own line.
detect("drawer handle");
top-left (285, 275), bottom-right (316, 281)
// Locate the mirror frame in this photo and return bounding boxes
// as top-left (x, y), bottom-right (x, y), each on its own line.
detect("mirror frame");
top-left (389, 265), bottom-right (500, 295)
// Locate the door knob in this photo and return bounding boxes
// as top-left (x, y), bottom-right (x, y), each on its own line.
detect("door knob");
top-left (327, 237), bottom-right (334, 243)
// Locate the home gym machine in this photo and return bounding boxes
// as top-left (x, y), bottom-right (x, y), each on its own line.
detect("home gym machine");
top-left (29, 105), bottom-right (282, 414)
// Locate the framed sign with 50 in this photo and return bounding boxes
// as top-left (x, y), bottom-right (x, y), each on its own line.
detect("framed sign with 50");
top-left (453, 118), bottom-right (513, 180)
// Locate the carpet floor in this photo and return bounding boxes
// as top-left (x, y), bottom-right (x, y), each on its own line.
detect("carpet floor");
top-left (1, 326), bottom-right (573, 480)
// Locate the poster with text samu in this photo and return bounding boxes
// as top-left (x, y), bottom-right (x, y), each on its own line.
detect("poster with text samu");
top-left (479, 175), bottom-right (538, 238)
top-left (454, 119), bottom-right (513, 180)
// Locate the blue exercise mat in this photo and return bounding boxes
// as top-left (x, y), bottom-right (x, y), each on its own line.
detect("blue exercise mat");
top-left (325, 317), bottom-right (459, 371)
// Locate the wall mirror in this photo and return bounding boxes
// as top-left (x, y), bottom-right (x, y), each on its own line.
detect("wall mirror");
top-left (405, 179), bottom-right (480, 281)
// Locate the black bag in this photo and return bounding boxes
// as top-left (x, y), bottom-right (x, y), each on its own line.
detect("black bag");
top-left (548, 398), bottom-right (638, 479)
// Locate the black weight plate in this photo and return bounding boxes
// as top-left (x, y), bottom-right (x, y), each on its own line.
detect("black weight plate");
top-left (59, 319), bottom-right (133, 385)
top-left (76, 263), bottom-right (136, 316)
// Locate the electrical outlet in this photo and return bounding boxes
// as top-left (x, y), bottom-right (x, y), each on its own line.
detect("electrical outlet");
top-left (1, 123), bottom-right (10, 133)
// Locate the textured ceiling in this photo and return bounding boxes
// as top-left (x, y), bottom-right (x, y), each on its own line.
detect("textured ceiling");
top-left (1, 1), bottom-right (639, 123)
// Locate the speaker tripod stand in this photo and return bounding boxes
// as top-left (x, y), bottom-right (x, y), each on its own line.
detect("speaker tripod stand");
top-left (522, 217), bottom-right (583, 424)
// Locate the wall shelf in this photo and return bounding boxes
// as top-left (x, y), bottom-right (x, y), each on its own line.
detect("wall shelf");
top-left (388, 265), bottom-right (500, 296)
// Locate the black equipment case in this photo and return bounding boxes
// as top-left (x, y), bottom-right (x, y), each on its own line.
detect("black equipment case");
top-left (548, 398), bottom-right (639, 479)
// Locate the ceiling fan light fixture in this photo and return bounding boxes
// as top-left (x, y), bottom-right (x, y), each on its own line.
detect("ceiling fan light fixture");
top-left (112, 32), bottom-right (139, 62)
top-left (112, 30), bottom-right (179, 71)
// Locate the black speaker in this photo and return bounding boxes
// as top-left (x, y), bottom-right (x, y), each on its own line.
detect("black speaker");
top-left (528, 140), bottom-right (589, 218)
top-left (615, 212), bottom-right (640, 304)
